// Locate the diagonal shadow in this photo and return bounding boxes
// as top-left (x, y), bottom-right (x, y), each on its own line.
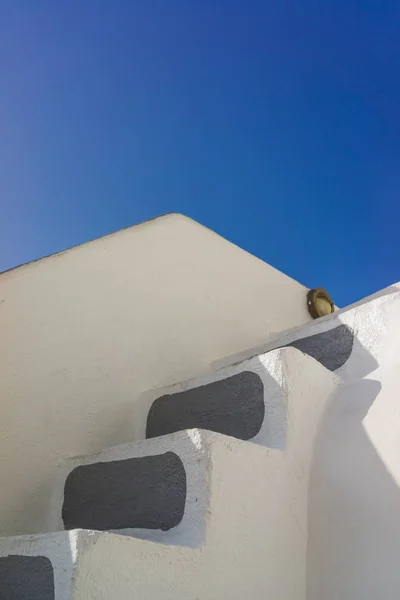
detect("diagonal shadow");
top-left (308, 377), bottom-right (400, 599)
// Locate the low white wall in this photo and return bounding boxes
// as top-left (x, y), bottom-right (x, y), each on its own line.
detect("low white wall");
top-left (0, 214), bottom-right (310, 535)
top-left (307, 286), bottom-right (400, 599)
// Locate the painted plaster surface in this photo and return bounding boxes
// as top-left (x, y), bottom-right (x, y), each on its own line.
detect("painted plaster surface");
top-left (51, 430), bottom-right (211, 547)
top-left (0, 530), bottom-right (81, 600)
top-left (55, 352), bottom-right (335, 598)
top-left (138, 346), bottom-right (336, 451)
top-left (215, 282), bottom-right (400, 377)
top-left (146, 371), bottom-right (264, 440)
top-left (305, 287), bottom-right (400, 599)
top-left (0, 555), bottom-right (54, 600)
top-left (287, 323), bottom-right (354, 371)
top-left (224, 281), bottom-right (400, 599)
top-left (62, 451), bottom-right (186, 532)
top-left (130, 282), bottom-right (400, 599)
top-left (0, 213), bottom-right (311, 536)
top-left (0, 350), bottom-right (335, 600)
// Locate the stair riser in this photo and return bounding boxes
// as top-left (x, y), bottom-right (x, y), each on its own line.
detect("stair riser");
top-left (50, 431), bottom-right (209, 547)
top-left (138, 350), bottom-right (290, 449)
top-left (0, 531), bottom-right (78, 600)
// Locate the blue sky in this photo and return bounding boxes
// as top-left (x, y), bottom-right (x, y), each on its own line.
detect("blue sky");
top-left (1, 1), bottom-right (399, 306)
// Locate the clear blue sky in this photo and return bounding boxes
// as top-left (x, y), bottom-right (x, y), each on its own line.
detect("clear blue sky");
top-left (1, 1), bottom-right (399, 306)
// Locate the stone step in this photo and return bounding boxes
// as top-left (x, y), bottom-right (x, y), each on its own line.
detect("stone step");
top-left (0, 527), bottom-right (291, 600)
top-left (42, 351), bottom-right (336, 584)
top-left (2, 349), bottom-right (337, 599)
top-left (0, 530), bottom-right (79, 600)
top-left (53, 427), bottom-right (298, 548)
top-left (50, 429), bottom-right (211, 547)
top-left (214, 282), bottom-right (400, 380)
top-left (135, 346), bottom-right (337, 446)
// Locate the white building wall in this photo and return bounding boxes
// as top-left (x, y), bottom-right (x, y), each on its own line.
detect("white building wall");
top-left (0, 213), bottom-right (311, 535)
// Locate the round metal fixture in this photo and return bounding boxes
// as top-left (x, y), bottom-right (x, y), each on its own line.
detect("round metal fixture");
top-left (307, 288), bottom-right (335, 319)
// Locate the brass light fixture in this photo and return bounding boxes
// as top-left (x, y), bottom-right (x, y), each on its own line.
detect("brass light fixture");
top-left (307, 288), bottom-right (335, 319)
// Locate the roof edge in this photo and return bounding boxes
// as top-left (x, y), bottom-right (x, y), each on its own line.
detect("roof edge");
top-left (0, 213), bottom-right (184, 277)
top-left (0, 213), bottom-right (308, 292)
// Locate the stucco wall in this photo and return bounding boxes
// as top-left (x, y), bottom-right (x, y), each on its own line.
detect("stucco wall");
top-left (0, 213), bottom-right (310, 535)
top-left (307, 286), bottom-right (400, 600)
top-left (0, 340), bottom-right (337, 600)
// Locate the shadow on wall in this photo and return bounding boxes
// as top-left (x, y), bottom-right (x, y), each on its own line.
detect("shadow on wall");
top-left (308, 377), bottom-right (400, 599)
top-left (249, 356), bottom-right (288, 451)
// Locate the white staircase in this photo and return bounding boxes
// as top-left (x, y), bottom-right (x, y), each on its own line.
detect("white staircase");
top-left (1, 282), bottom-right (400, 598)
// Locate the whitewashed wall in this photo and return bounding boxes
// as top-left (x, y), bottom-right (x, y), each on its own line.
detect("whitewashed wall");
top-left (0, 214), bottom-right (311, 535)
top-left (307, 286), bottom-right (400, 600)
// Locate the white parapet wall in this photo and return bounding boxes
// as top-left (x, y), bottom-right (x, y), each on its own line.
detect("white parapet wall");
top-left (305, 285), bottom-right (400, 600)
top-left (0, 214), bottom-right (311, 536)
